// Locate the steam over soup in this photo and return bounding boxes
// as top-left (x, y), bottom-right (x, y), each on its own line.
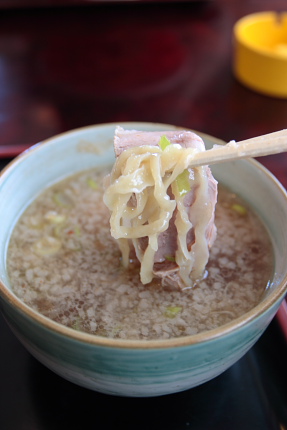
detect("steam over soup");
top-left (7, 167), bottom-right (273, 340)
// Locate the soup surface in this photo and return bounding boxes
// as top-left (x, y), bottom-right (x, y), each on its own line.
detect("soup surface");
top-left (7, 168), bottom-right (273, 340)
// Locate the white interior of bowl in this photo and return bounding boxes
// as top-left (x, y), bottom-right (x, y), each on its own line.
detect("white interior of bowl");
top-left (1, 122), bottom-right (287, 339)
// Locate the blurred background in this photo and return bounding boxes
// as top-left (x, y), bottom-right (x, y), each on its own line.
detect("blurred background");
top-left (0, 0), bottom-right (286, 173)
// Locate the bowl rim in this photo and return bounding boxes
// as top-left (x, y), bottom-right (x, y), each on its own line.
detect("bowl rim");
top-left (1, 121), bottom-right (287, 350)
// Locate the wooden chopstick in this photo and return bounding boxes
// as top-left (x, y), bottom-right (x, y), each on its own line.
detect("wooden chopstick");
top-left (190, 129), bottom-right (287, 168)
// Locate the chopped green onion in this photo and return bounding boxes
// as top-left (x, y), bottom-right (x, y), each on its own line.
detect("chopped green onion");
top-left (87, 177), bottom-right (99, 190)
top-left (159, 135), bottom-right (171, 151)
top-left (164, 306), bottom-right (182, 318)
top-left (176, 169), bottom-right (191, 197)
top-left (44, 211), bottom-right (66, 224)
top-left (231, 203), bottom-right (247, 216)
top-left (54, 224), bottom-right (66, 238)
top-left (74, 226), bottom-right (81, 237)
top-left (72, 318), bottom-right (82, 331)
top-left (33, 236), bottom-right (62, 256)
top-left (52, 192), bottom-right (73, 208)
top-left (165, 255), bottom-right (176, 262)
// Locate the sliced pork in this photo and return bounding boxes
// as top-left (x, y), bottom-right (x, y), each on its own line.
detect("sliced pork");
top-left (104, 126), bottom-right (218, 290)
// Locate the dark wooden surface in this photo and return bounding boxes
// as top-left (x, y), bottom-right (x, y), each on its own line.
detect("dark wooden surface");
top-left (0, 1), bottom-right (287, 429)
top-left (0, 0), bottom-right (286, 187)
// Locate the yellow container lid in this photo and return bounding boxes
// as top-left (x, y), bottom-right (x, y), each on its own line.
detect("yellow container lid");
top-left (233, 11), bottom-right (287, 98)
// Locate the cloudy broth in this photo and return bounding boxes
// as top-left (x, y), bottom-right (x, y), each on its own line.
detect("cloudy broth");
top-left (7, 168), bottom-right (273, 340)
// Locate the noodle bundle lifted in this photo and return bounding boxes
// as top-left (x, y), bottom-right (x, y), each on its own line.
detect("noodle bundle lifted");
top-left (103, 127), bottom-right (218, 290)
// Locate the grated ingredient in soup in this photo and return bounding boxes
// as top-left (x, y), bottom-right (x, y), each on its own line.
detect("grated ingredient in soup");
top-left (7, 168), bottom-right (273, 340)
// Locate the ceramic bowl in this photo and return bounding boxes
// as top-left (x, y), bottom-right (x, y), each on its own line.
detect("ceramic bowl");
top-left (1, 122), bottom-right (287, 397)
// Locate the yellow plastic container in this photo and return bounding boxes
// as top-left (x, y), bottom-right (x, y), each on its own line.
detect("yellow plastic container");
top-left (233, 11), bottom-right (287, 98)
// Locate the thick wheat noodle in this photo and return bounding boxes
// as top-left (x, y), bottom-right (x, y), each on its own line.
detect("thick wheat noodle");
top-left (103, 144), bottom-right (210, 286)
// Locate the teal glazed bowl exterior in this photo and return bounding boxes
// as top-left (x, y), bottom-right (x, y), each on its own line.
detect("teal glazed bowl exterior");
top-left (1, 122), bottom-right (287, 397)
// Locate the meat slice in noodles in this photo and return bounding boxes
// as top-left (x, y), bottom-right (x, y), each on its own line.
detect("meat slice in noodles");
top-left (103, 126), bottom-right (218, 289)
